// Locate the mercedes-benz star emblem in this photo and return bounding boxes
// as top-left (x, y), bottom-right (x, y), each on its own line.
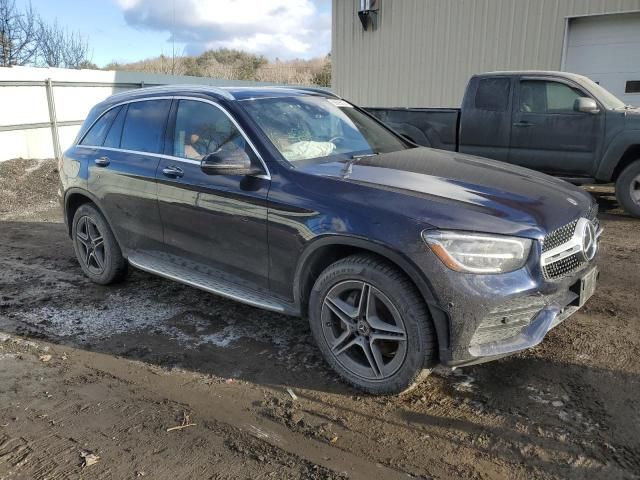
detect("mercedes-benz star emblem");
top-left (579, 219), bottom-right (598, 262)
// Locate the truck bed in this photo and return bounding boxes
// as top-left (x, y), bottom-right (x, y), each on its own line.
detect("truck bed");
top-left (366, 108), bottom-right (460, 151)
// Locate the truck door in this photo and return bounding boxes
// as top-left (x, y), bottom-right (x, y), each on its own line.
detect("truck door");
top-left (458, 76), bottom-right (513, 161)
top-left (508, 77), bottom-right (604, 176)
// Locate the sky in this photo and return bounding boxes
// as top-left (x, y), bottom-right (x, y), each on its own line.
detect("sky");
top-left (18, 0), bottom-right (332, 67)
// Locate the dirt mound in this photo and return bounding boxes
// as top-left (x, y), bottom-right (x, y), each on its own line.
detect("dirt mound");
top-left (0, 158), bottom-right (60, 222)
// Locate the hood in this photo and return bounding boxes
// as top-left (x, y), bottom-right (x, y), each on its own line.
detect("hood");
top-left (298, 148), bottom-right (594, 239)
top-left (624, 107), bottom-right (640, 128)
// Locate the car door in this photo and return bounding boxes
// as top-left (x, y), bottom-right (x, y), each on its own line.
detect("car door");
top-left (508, 77), bottom-right (604, 176)
top-left (458, 76), bottom-right (513, 161)
top-left (155, 98), bottom-right (271, 288)
top-left (83, 98), bottom-right (170, 254)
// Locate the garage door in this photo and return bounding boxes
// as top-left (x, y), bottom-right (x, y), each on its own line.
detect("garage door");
top-left (564, 12), bottom-right (640, 106)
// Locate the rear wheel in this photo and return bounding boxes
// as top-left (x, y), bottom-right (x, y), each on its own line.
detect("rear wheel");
top-left (72, 203), bottom-right (127, 284)
top-left (616, 160), bottom-right (640, 218)
top-left (308, 253), bottom-right (437, 394)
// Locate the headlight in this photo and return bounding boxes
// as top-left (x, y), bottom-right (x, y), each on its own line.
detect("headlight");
top-left (422, 231), bottom-right (532, 274)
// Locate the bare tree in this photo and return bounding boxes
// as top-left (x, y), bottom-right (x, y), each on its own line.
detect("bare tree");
top-left (0, 0), bottom-right (39, 66)
top-left (38, 18), bottom-right (91, 69)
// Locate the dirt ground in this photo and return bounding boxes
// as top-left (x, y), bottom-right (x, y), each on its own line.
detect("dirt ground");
top-left (0, 159), bottom-right (638, 480)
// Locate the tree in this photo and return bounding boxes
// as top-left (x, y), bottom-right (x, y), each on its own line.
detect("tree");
top-left (77, 60), bottom-right (98, 70)
top-left (37, 18), bottom-right (91, 69)
top-left (312, 55), bottom-right (331, 87)
top-left (197, 48), bottom-right (268, 80)
top-left (0, 0), bottom-right (39, 66)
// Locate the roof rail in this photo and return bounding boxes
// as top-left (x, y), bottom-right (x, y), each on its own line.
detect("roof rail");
top-left (106, 84), bottom-right (235, 101)
top-left (292, 86), bottom-right (341, 98)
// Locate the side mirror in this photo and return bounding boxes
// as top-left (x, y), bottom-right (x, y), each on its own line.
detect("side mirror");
top-left (574, 97), bottom-right (600, 114)
top-left (200, 150), bottom-right (261, 176)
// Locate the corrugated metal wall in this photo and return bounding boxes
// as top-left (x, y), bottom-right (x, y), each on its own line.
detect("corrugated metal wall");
top-left (332, 0), bottom-right (640, 107)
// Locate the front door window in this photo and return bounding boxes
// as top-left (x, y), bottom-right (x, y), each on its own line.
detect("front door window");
top-left (173, 100), bottom-right (248, 161)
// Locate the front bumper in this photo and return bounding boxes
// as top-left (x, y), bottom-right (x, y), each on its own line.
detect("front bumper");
top-left (448, 289), bottom-right (582, 367)
top-left (408, 242), bottom-right (598, 368)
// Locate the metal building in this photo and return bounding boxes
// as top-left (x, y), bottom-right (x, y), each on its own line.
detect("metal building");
top-left (332, 0), bottom-right (640, 107)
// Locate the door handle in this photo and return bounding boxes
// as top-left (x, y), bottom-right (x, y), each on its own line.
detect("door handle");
top-left (513, 121), bottom-right (534, 128)
top-left (162, 165), bottom-right (184, 178)
top-left (94, 156), bottom-right (110, 166)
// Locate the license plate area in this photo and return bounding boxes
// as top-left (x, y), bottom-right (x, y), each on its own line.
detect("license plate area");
top-left (577, 267), bottom-right (598, 307)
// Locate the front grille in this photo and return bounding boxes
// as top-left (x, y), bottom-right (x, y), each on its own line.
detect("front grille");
top-left (542, 203), bottom-right (599, 280)
top-left (543, 252), bottom-right (584, 279)
top-left (542, 220), bottom-right (577, 253)
top-left (542, 203), bottom-right (598, 254)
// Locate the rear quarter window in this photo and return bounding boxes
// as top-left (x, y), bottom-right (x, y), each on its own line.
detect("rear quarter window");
top-left (475, 78), bottom-right (510, 112)
top-left (120, 100), bottom-right (171, 154)
top-left (103, 106), bottom-right (126, 148)
top-left (79, 107), bottom-right (119, 146)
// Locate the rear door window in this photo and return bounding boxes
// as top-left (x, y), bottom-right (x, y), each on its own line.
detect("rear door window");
top-left (79, 107), bottom-right (119, 146)
top-left (120, 100), bottom-right (171, 154)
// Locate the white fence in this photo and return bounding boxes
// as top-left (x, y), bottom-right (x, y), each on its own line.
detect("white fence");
top-left (0, 66), bottom-right (285, 162)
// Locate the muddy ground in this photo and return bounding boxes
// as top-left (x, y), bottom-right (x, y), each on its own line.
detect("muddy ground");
top-left (0, 159), bottom-right (638, 480)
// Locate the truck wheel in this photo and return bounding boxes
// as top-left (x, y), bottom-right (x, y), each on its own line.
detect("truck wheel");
top-left (615, 160), bottom-right (640, 218)
top-left (308, 253), bottom-right (437, 394)
top-left (72, 203), bottom-right (128, 285)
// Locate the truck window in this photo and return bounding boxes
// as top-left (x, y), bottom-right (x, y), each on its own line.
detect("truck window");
top-left (475, 78), bottom-right (510, 112)
top-left (519, 80), bottom-right (585, 114)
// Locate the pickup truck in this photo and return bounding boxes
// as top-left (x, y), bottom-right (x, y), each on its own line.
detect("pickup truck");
top-left (367, 71), bottom-right (640, 217)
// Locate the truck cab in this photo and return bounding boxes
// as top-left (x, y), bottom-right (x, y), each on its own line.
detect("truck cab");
top-left (368, 71), bottom-right (640, 217)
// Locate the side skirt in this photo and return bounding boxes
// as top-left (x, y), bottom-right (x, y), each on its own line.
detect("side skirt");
top-left (128, 252), bottom-right (300, 317)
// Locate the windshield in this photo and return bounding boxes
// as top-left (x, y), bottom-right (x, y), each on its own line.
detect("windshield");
top-left (580, 77), bottom-right (626, 109)
top-left (240, 95), bottom-right (410, 163)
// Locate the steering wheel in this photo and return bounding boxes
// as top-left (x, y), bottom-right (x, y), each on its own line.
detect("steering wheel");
top-left (329, 135), bottom-right (346, 146)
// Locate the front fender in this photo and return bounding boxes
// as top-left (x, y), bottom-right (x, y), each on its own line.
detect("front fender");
top-left (293, 234), bottom-right (450, 356)
top-left (293, 234), bottom-right (440, 309)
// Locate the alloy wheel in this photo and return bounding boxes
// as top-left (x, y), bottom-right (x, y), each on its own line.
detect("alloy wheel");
top-left (321, 280), bottom-right (408, 381)
top-left (75, 216), bottom-right (106, 275)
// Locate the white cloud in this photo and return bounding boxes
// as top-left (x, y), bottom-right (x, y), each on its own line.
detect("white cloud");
top-left (116, 0), bottom-right (331, 59)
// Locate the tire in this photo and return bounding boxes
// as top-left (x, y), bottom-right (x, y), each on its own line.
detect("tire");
top-left (615, 160), bottom-right (640, 218)
top-left (308, 253), bottom-right (437, 394)
top-left (71, 203), bottom-right (128, 285)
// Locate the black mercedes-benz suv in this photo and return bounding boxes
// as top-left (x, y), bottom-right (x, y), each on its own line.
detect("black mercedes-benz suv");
top-left (59, 85), bottom-right (601, 394)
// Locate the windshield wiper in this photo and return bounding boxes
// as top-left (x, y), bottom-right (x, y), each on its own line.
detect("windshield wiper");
top-left (342, 152), bottom-right (378, 175)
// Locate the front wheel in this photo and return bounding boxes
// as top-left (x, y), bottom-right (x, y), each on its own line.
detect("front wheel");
top-left (616, 160), bottom-right (640, 218)
top-left (308, 254), bottom-right (437, 394)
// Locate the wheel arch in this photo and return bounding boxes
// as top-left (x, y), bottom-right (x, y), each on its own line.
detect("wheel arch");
top-left (293, 236), bottom-right (450, 355)
top-left (63, 189), bottom-right (122, 248)
top-left (611, 144), bottom-right (640, 182)
top-left (597, 132), bottom-right (640, 181)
